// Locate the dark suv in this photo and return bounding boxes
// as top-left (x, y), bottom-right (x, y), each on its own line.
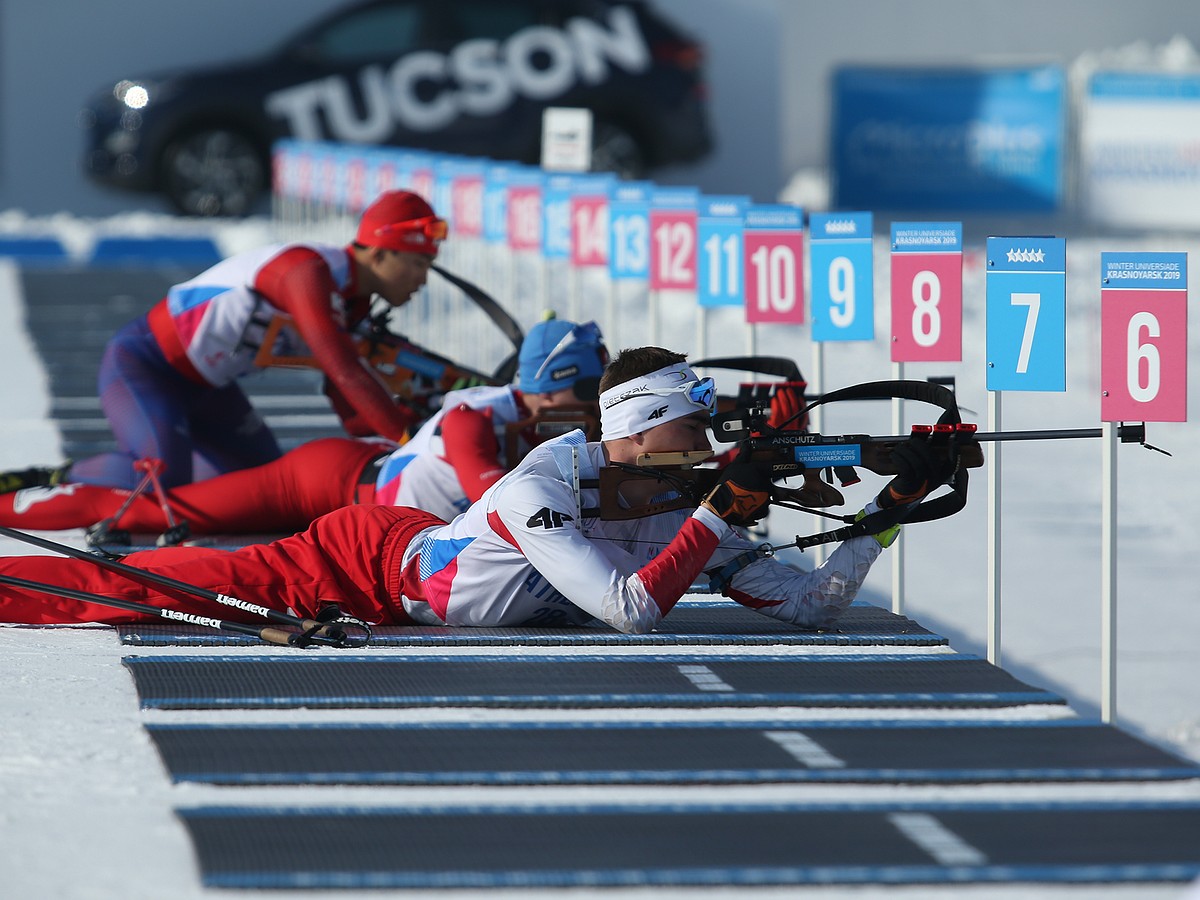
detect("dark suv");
top-left (79, 0), bottom-right (713, 216)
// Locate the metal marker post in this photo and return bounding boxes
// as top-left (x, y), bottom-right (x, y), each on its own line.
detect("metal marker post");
top-left (985, 236), bottom-right (1067, 669)
top-left (1101, 421), bottom-right (1117, 722)
top-left (1097, 249), bottom-right (1189, 723)
top-left (888, 221), bottom-right (964, 614)
top-left (809, 342), bottom-right (827, 565)
top-left (987, 390), bottom-right (1002, 666)
top-left (891, 360), bottom-right (905, 613)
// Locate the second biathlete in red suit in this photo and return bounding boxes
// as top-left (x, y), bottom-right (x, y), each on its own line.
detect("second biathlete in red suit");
top-left (0, 318), bottom-right (609, 536)
top-left (68, 191), bottom-right (446, 490)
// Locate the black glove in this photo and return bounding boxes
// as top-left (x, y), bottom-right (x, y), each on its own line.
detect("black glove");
top-left (877, 436), bottom-right (946, 509)
top-left (701, 455), bottom-right (773, 526)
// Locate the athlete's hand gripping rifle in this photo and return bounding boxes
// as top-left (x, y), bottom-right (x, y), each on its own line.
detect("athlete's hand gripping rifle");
top-left (592, 380), bottom-right (980, 536)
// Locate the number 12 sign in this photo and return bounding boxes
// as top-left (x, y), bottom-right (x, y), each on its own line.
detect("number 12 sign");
top-left (890, 222), bottom-right (962, 362)
top-left (743, 204), bottom-right (804, 324)
top-left (985, 236), bottom-right (1066, 391)
top-left (1100, 252), bottom-right (1187, 422)
top-left (649, 186), bottom-right (699, 292)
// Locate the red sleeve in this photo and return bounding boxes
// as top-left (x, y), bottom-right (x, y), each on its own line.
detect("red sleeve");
top-left (255, 248), bottom-right (416, 442)
top-left (440, 405), bottom-right (505, 502)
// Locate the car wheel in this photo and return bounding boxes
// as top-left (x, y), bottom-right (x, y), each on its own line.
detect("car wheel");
top-left (160, 128), bottom-right (266, 217)
top-left (590, 121), bottom-right (648, 180)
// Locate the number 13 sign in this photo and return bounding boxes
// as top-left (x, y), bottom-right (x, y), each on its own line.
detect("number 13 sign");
top-left (1100, 252), bottom-right (1188, 422)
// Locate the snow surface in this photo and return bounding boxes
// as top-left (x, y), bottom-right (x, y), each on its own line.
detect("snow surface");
top-left (0, 216), bottom-right (1198, 899)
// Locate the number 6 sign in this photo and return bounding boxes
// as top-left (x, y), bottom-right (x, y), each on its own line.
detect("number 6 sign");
top-left (1100, 252), bottom-right (1188, 422)
top-left (890, 222), bottom-right (962, 362)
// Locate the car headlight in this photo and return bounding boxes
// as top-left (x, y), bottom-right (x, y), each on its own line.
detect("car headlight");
top-left (114, 79), bottom-right (152, 110)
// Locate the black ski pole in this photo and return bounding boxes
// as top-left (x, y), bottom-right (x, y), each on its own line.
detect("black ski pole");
top-left (0, 524), bottom-right (368, 647)
top-left (0, 573), bottom-right (342, 647)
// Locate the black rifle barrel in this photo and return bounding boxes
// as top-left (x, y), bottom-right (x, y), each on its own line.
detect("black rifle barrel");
top-left (866, 423), bottom-right (1145, 444)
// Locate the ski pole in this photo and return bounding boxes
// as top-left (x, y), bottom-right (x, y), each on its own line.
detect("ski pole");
top-left (0, 524), bottom-right (370, 647)
top-left (0, 573), bottom-right (342, 648)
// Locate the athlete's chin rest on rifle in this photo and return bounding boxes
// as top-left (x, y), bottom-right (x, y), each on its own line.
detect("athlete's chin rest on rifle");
top-left (0, 348), bottom-right (950, 635)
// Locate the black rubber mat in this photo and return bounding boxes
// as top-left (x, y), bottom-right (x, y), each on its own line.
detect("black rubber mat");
top-left (121, 653), bottom-right (1063, 709)
top-left (146, 719), bottom-right (1200, 786)
top-left (177, 801), bottom-right (1200, 887)
top-left (117, 601), bottom-right (946, 647)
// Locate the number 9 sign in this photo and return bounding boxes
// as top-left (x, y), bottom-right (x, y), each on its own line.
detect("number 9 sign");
top-left (810, 212), bottom-right (874, 341)
top-left (1100, 252), bottom-right (1188, 422)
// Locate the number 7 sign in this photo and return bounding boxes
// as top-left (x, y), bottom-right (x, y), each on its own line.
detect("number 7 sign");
top-left (1100, 252), bottom-right (1188, 421)
top-left (985, 237), bottom-right (1066, 391)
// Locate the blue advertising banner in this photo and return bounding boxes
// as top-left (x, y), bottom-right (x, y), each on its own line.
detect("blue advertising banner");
top-left (810, 211), bottom-right (874, 342)
top-left (608, 181), bottom-right (651, 281)
top-left (833, 66), bottom-right (1066, 212)
top-left (985, 237), bottom-right (1067, 391)
top-left (697, 195), bottom-right (749, 308)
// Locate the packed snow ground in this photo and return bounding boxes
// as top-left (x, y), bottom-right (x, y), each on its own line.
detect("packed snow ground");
top-left (0, 215), bottom-right (1198, 899)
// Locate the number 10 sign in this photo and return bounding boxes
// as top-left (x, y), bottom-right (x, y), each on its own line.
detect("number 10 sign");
top-left (743, 204), bottom-right (804, 324)
top-left (1100, 252), bottom-right (1187, 422)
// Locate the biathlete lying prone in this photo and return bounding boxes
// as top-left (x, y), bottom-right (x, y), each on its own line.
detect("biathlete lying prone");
top-left (0, 346), bottom-right (956, 634)
top-left (0, 317), bottom-right (608, 537)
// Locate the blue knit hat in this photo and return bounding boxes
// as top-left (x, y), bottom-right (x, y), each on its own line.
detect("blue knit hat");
top-left (517, 318), bottom-right (607, 397)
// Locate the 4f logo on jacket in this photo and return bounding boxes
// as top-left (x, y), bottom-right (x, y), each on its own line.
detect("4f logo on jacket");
top-left (527, 507), bottom-right (574, 529)
top-left (646, 405), bottom-right (670, 420)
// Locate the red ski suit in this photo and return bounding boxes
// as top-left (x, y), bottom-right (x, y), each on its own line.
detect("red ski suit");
top-left (0, 505), bottom-right (440, 626)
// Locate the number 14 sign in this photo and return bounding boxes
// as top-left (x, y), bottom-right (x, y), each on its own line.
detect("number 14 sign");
top-left (1100, 252), bottom-right (1187, 421)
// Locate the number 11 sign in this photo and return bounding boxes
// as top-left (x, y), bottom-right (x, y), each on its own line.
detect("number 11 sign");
top-left (1100, 252), bottom-right (1188, 421)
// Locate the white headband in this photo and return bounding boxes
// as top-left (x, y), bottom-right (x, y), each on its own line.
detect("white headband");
top-left (599, 363), bottom-right (716, 441)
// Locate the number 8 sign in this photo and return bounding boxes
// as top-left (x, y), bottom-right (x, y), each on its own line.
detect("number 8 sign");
top-left (890, 222), bottom-right (962, 362)
top-left (1100, 252), bottom-right (1188, 422)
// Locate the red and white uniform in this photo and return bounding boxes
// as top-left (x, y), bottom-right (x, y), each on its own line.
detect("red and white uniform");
top-left (0, 387), bottom-right (531, 534)
top-left (0, 432), bottom-right (882, 633)
top-left (147, 241), bottom-right (415, 441)
top-left (374, 385), bottom-right (524, 518)
top-left (405, 431), bottom-right (883, 632)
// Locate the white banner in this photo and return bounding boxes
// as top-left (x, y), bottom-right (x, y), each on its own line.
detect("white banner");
top-left (1081, 71), bottom-right (1200, 228)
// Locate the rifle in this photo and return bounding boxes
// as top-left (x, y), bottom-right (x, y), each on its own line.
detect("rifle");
top-left (591, 378), bottom-right (1162, 550)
